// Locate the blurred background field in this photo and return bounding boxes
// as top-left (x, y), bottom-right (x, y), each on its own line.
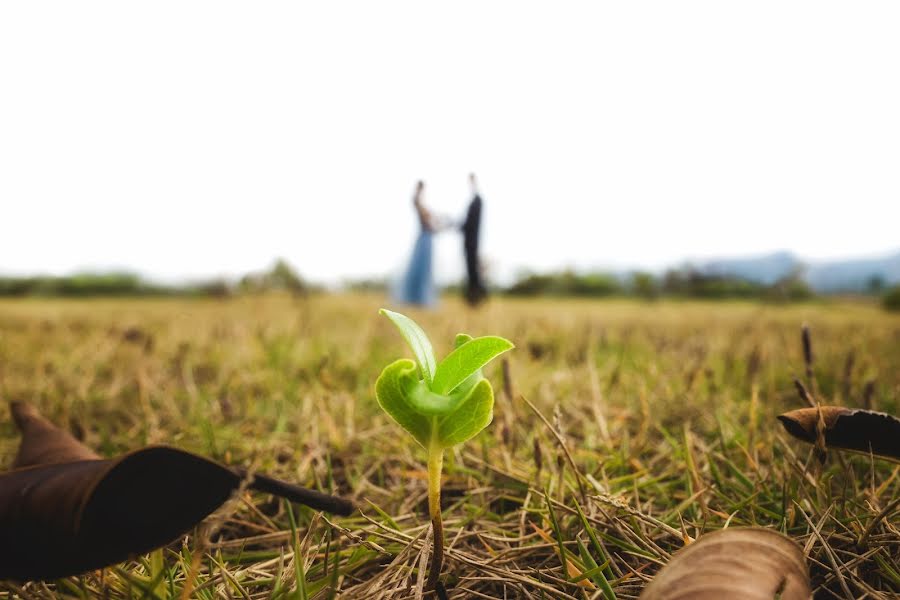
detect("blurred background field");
top-left (1, 293), bottom-right (898, 597)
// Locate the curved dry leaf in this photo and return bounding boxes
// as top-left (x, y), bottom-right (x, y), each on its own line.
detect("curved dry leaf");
top-left (0, 446), bottom-right (239, 580)
top-left (1, 403), bottom-right (355, 581)
top-left (639, 528), bottom-right (811, 600)
top-left (778, 406), bottom-right (900, 462)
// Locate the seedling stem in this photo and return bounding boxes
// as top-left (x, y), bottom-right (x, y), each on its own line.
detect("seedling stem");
top-left (427, 436), bottom-right (444, 587)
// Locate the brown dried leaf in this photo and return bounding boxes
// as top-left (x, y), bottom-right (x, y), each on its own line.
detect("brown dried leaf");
top-left (0, 446), bottom-right (240, 580)
top-left (639, 528), bottom-right (811, 600)
top-left (0, 403), bottom-right (354, 581)
top-left (777, 406), bottom-right (900, 462)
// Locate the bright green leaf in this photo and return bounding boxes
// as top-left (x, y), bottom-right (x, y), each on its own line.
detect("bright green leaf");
top-left (436, 379), bottom-right (494, 448)
top-left (432, 336), bottom-right (514, 395)
top-left (380, 309), bottom-right (437, 386)
top-left (374, 359), bottom-right (431, 448)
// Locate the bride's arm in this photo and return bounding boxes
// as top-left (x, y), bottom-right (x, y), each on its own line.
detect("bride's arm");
top-left (414, 197), bottom-right (437, 232)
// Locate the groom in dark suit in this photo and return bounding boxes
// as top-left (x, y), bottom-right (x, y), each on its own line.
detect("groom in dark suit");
top-left (461, 173), bottom-right (487, 306)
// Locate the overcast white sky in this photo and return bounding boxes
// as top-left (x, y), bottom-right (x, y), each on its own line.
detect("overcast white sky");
top-left (2, 2), bottom-right (898, 285)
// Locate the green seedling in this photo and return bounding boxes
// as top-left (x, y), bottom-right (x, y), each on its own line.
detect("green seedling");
top-left (375, 308), bottom-right (514, 588)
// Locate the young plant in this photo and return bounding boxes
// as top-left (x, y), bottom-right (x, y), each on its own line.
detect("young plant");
top-left (375, 309), bottom-right (514, 588)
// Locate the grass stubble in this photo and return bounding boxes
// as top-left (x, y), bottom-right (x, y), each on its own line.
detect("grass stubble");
top-left (0, 294), bottom-right (898, 598)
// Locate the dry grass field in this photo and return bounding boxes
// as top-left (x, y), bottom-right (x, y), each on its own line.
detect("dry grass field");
top-left (0, 294), bottom-right (898, 598)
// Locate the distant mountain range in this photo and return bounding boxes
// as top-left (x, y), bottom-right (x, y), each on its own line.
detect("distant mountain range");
top-left (700, 250), bottom-right (900, 292)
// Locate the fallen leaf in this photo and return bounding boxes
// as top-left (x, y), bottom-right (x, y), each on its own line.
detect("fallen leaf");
top-left (0, 402), bottom-right (354, 581)
top-left (639, 528), bottom-right (811, 600)
top-left (777, 406), bottom-right (900, 462)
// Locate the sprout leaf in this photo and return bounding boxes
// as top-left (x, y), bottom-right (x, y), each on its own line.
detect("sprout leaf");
top-left (380, 309), bottom-right (437, 386)
top-left (376, 310), bottom-right (513, 449)
top-left (436, 378), bottom-right (494, 447)
top-left (432, 336), bottom-right (515, 395)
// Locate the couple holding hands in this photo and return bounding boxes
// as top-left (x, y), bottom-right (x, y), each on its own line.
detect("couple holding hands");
top-left (397, 174), bottom-right (487, 308)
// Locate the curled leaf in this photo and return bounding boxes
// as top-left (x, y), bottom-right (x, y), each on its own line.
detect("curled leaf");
top-left (375, 358), bottom-right (432, 447)
top-left (777, 406), bottom-right (900, 462)
top-left (375, 358), bottom-right (495, 449)
top-left (640, 528), bottom-right (811, 600)
top-left (1, 403), bottom-right (354, 581)
top-left (376, 310), bottom-right (511, 452)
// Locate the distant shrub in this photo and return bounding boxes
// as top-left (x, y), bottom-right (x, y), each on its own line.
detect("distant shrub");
top-left (268, 259), bottom-right (306, 294)
top-left (630, 271), bottom-right (659, 300)
top-left (506, 270), bottom-right (621, 297)
top-left (191, 279), bottom-right (232, 298)
top-left (767, 273), bottom-right (814, 302)
top-left (346, 278), bottom-right (390, 293)
top-left (566, 271), bottom-right (621, 296)
top-left (663, 269), bottom-right (763, 299)
top-left (506, 273), bottom-right (556, 296)
top-left (55, 273), bottom-right (144, 296)
top-left (883, 286), bottom-right (900, 312)
top-left (238, 259), bottom-right (309, 296)
top-left (867, 275), bottom-right (886, 294)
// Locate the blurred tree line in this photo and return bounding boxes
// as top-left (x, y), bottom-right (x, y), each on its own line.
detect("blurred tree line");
top-left (504, 267), bottom-right (815, 301)
top-left (0, 259), bottom-right (314, 298)
top-left (3, 260), bottom-right (898, 309)
top-left (0, 273), bottom-right (166, 297)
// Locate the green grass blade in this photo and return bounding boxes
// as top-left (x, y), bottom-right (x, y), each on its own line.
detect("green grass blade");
top-left (544, 492), bottom-right (570, 580)
top-left (574, 500), bottom-right (616, 592)
top-left (576, 538), bottom-right (616, 599)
